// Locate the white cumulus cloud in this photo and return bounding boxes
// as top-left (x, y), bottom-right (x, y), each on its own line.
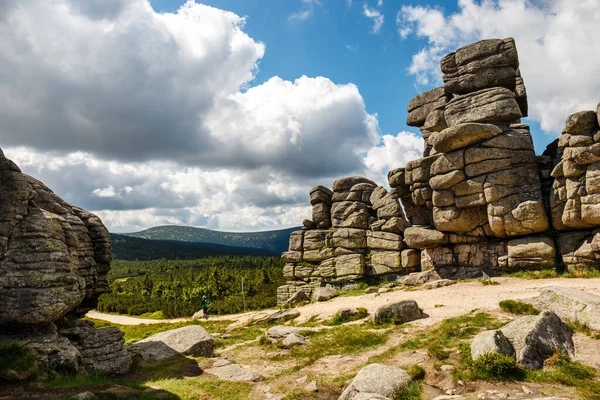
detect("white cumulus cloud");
top-left (363, 4), bottom-right (384, 34)
top-left (397, 0), bottom-right (600, 135)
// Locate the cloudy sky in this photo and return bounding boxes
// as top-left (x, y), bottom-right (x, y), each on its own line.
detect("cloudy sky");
top-left (1, 0), bottom-right (599, 233)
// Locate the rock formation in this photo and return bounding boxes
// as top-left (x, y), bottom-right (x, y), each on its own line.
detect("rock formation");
top-left (278, 176), bottom-right (414, 304)
top-left (0, 147), bottom-right (130, 377)
top-left (278, 37), bottom-right (600, 303)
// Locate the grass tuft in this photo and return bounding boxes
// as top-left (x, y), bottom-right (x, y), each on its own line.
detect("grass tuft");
top-left (327, 307), bottom-right (368, 326)
top-left (499, 300), bottom-right (540, 315)
top-left (393, 381), bottom-right (423, 400)
top-left (0, 343), bottom-right (38, 381)
top-left (406, 364), bottom-right (426, 380)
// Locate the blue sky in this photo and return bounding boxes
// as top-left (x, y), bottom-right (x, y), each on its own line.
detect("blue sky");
top-left (2, 0), bottom-right (599, 232)
top-left (149, 0), bottom-right (553, 152)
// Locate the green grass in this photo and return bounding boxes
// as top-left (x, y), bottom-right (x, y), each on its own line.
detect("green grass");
top-left (86, 318), bottom-right (232, 345)
top-left (505, 268), bottom-right (600, 279)
top-left (44, 371), bottom-right (135, 389)
top-left (327, 307), bottom-right (369, 326)
top-left (406, 364), bottom-right (426, 380)
top-left (141, 378), bottom-right (253, 400)
top-left (499, 300), bottom-right (540, 315)
top-left (393, 381), bottom-right (423, 400)
top-left (0, 343), bottom-right (38, 380)
top-left (455, 346), bottom-right (600, 400)
top-left (137, 311), bottom-right (166, 320)
top-left (369, 312), bottom-right (502, 363)
top-left (271, 324), bottom-right (389, 373)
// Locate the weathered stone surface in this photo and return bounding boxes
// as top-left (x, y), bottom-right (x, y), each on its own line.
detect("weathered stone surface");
top-left (331, 201), bottom-right (370, 229)
top-left (127, 325), bottom-right (214, 361)
top-left (404, 227), bottom-right (449, 249)
top-left (312, 202), bottom-right (332, 229)
top-left (268, 308), bottom-right (301, 323)
top-left (441, 38), bottom-right (520, 95)
top-left (401, 249), bottom-right (420, 269)
top-left (310, 185), bottom-right (333, 205)
top-left (59, 320), bottom-right (131, 375)
top-left (333, 228), bottom-right (367, 249)
top-left (433, 205), bottom-right (488, 233)
top-left (431, 123), bottom-right (503, 153)
top-left (506, 236), bottom-right (556, 270)
top-left (312, 286), bottom-right (338, 302)
top-left (370, 187), bottom-right (405, 219)
top-left (500, 311), bottom-right (574, 369)
top-left (563, 111), bottom-right (599, 135)
top-left (370, 250), bottom-right (402, 275)
top-left (371, 300), bottom-right (424, 324)
top-left (556, 230), bottom-right (600, 271)
top-left (335, 254), bottom-right (365, 278)
top-left (406, 87), bottom-right (451, 127)
top-left (206, 362), bottom-right (261, 382)
top-left (366, 231), bottom-right (402, 251)
top-left (338, 364), bottom-right (412, 400)
top-left (0, 323), bottom-right (81, 373)
top-left (525, 287), bottom-right (600, 330)
top-left (471, 330), bottom-right (515, 361)
top-left (402, 269), bottom-right (442, 285)
top-left (333, 176), bottom-right (377, 192)
top-left (267, 325), bottom-right (303, 340)
top-left (444, 87), bottom-right (522, 126)
top-left (0, 150), bottom-right (113, 325)
top-left (422, 279), bottom-right (456, 289)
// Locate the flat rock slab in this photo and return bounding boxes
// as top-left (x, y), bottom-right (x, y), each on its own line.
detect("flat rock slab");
top-left (338, 363), bottom-right (411, 400)
top-left (127, 325), bottom-right (214, 361)
top-left (525, 286), bottom-right (600, 330)
top-left (206, 363), bottom-right (261, 382)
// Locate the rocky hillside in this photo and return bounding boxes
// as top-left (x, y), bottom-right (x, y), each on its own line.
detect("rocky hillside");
top-left (123, 225), bottom-right (298, 254)
top-left (277, 37), bottom-right (600, 305)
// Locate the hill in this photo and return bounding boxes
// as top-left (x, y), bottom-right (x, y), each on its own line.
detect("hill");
top-left (110, 233), bottom-right (280, 260)
top-left (121, 225), bottom-right (299, 254)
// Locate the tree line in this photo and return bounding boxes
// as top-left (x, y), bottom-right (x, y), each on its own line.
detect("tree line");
top-left (97, 255), bottom-right (285, 317)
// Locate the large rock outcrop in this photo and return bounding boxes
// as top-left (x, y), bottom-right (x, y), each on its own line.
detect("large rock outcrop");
top-left (278, 37), bottom-right (600, 302)
top-left (0, 147), bottom-right (130, 377)
top-left (278, 176), bottom-right (415, 304)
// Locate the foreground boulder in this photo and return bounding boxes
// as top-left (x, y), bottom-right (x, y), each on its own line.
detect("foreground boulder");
top-left (339, 363), bottom-right (412, 400)
top-left (470, 330), bottom-right (515, 361)
top-left (500, 311), bottom-right (574, 369)
top-left (371, 300), bottom-right (424, 325)
top-left (525, 286), bottom-right (600, 330)
top-left (127, 325), bottom-right (214, 361)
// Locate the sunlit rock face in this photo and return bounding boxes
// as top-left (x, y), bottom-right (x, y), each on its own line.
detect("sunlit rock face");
top-left (0, 147), bottom-right (128, 375)
top-left (0, 147), bottom-right (112, 326)
top-left (278, 37), bottom-right (600, 302)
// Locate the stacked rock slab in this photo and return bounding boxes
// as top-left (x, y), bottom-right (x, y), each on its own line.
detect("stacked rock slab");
top-left (401, 37), bottom-right (554, 279)
top-left (550, 106), bottom-right (600, 271)
top-left (278, 176), bottom-right (415, 304)
top-left (0, 147), bottom-right (130, 376)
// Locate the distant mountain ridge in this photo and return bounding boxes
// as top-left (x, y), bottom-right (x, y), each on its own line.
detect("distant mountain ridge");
top-left (110, 233), bottom-right (279, 260)
top-left (121, 225), bottom-right (299, 255)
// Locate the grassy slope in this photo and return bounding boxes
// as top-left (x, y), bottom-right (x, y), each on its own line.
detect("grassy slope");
top-left (121, 225), bottom-right (299, 254)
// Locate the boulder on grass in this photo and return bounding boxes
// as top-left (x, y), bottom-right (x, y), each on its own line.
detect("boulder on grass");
top-left (471, 330), bottom-right (515, 361)
top-left (206, 363), bottom-right (261, 382)
top-left (500, 311), bottom-right (574, 369)
top-left (127, 325), bottom-right (214, 361)
top-left (339, 363), bottom-right (412, 400)
top-left (371, 300), bottom-right (424, 325)
top-left (267, 308), bottom-right (300, 323)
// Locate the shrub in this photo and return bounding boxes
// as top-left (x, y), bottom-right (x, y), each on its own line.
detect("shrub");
top-left (0, 343), bottom-right (37, 381)
top-left (499, 300), bottom-right (540, 315)
top-left (471, 352), bottom-right (521, 380)
top-left (328, 307), bottom-right (368, 326)
top-left (406, 364), bottom-right (426, 380)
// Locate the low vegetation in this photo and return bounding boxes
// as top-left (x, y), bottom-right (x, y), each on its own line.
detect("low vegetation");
top-left (505, 268), bottom-right (600, 279)
top-left (0, 343), bottom-right (38, 381)
top-left (499, 299), bottom-right (540, 315)
top-left (97, 256), bottom-right (285, 317)
top-left (328, 307), bottom-right (368, 326)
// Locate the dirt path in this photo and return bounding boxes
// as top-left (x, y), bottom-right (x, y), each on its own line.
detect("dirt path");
top-left (87, 277), bottom-right (600, 327)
